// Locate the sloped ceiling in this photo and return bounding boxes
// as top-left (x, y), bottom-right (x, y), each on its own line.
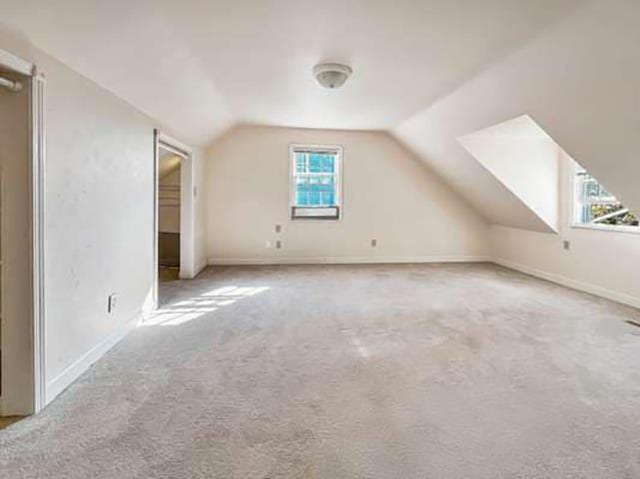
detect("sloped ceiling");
top-left (458, 116), bottom-right (560, 233)
top-left (393, 0), bottom-right (640, 230)
top-left (3, 0), bottom-right (638, 233)
top-left (0, 0), bottom-right (584, 146)
top-left (159, 151), bottom-right (181, 180)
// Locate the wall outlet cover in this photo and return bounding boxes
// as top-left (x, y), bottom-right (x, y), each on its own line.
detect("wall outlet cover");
top-left (108, 293), bottom-right (117, 314)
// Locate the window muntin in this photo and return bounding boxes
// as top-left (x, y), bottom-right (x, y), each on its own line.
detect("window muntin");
top-left (290, 145), bottom-right (341, 219)
top-left (573, 163), bottom-right (639, 228)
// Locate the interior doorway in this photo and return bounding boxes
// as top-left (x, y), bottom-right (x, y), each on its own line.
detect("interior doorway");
top-left (0, 49), bottom-right (46, 417)
top-left (153, 132), bottom-right (195, 309)
top-left (158, 147), bottom-right (182, 281)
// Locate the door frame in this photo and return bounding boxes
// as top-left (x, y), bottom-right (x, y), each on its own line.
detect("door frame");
top-left (152, 131), bottom-right (196, 310)
top-left (0, 48), bottom-right (46, 415)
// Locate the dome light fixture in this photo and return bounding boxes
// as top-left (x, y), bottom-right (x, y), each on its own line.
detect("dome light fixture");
top-left (313, 62), bottom-right (352, 89)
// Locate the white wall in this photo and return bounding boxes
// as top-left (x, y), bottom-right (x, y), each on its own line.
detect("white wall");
top-left (38, 50), bottom-right (156, 399)
top-left (0, 29), bottom-right (208, 407)
top-left (492, 150), bottom-right (640, 309)
top-left (205, 125), bottom-right (490, 264)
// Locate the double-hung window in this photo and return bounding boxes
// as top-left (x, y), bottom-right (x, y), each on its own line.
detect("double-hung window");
top-left (572, 162), bottom-right (638, 230)
top-left (290, 144), bottom-right (342, 220)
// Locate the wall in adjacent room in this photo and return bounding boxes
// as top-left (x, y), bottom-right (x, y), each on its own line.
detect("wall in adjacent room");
top-left (0, 69), bottom-right (33, 414)
top-left (159, 166), bottom-right (181, 234)
top-left (159, 165), bottom-right (181, 266)
top-left (205, 125), bottom-right (490, 264)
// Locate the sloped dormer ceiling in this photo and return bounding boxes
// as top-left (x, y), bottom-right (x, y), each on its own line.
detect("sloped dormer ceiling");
top-left (458, 116), bottom-right (560, 233)
top-left (393, 0), bottom-right (640, 231)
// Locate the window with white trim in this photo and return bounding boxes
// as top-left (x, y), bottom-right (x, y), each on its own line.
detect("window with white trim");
top-left (290, 144), bottom-right (342, 220)
top-left (573, 162), bottom-right (638, 229)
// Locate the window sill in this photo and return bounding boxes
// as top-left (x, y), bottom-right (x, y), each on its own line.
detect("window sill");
top-left (571, 223), bottom-right (640, 235)
top-left (291, 206), bottom-right (341, 221)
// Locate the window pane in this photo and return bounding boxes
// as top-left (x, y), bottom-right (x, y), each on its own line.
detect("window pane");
top-left (294, 174), bottom-right (336, 207)
top-left (320, 154), bottom-right (335, 173)
top-left (576, 166), bottom-right (639, 226)
top-left (307, 153), bottom-right (335, 173)
top-left (292, 147), bottom-right (340, 213)
top-left (295, 152), bottom-right (307, 173)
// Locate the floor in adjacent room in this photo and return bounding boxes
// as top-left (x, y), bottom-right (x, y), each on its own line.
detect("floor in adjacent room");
top-left (1, 263), bottom-right (640, 478)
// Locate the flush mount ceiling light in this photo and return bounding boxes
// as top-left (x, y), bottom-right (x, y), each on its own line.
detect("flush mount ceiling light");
top-left (313, 63), bottom-right (352, 89)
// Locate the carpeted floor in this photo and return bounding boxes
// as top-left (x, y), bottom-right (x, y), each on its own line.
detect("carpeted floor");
top-left (1, 263), bottom-right (640, 478)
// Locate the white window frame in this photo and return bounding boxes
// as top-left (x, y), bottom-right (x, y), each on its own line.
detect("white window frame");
top-left (570, 161), bottom-right (640, 235)
top-left (289, 144), bottom-right (343, 220)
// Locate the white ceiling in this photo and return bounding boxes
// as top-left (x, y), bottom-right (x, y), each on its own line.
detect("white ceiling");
top-left (393, 0), bottom-right (640, 231)
top-left (0, 0), bottom-right (584, 146)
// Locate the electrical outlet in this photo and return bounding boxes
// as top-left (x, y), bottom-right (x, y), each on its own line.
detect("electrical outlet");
top-left (108, 293), bottom-right (117, 314)
top-left (265, 241), bottom-right (272, 248)
top-left (276, 240), bottom-right (282, 249)
top-left (563, 240), bottom-right (571, 250)
top-left (275, 224), bottom-right (282, 233)
top-left (371, 239), bottom-right (377, 247)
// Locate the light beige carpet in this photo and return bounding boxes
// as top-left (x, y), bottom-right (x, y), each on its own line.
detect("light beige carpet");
top-left (1, 263), bottom-right (640, 478)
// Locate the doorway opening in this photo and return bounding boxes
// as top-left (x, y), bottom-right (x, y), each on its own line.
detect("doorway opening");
top-left (153, 132), bottom-right (195, 309)
top-left (158, 147), bottom-right (182, 282)
top-left (0, 49), bottom-right (46, 418)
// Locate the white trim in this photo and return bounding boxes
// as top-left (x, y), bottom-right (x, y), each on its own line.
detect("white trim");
top-left (159, 133), bottom-right (192, 158)
top-left (178, 150), bottom-right (196, 279)
top-left (570, 160), bottom-right (639, 233)
top-left (152, 130), bottom-right (160, 310)
top-left (494, 258), bottom-right (640, 310)
top-left (570, 223), bottom-right (640, 235)
top-left (194, 260), bottom-right (208, 277)
top-left (45, 312), bottom-right (141, 405)
top-left (152, 132), bottom-right (197, 311)
top-left (208, 255), bottom-right (491, 266)
top-left (289, 143), bottom-right (343, 220)
top-left (31, 72), bottom-right (46, 413)
top-left (0, 48), bottom-right (33, 76)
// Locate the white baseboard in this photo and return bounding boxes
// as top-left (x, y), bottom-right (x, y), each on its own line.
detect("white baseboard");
top-left (193, 260), bottom-right (208, 276)
top-left (208, 255), bottom-right (491, 266)
top-left (45, 312), bottom-right (141, 405)
top-left (494, 258), bottom-right (640, 310)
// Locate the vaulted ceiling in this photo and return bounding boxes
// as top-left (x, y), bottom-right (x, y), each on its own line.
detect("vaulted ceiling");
top-left (0, 0), bottom-right (584, 145)
top-left (3, 0), bottom-right (638, 232)
top-left (393, 0), bottom-right (640, 228)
